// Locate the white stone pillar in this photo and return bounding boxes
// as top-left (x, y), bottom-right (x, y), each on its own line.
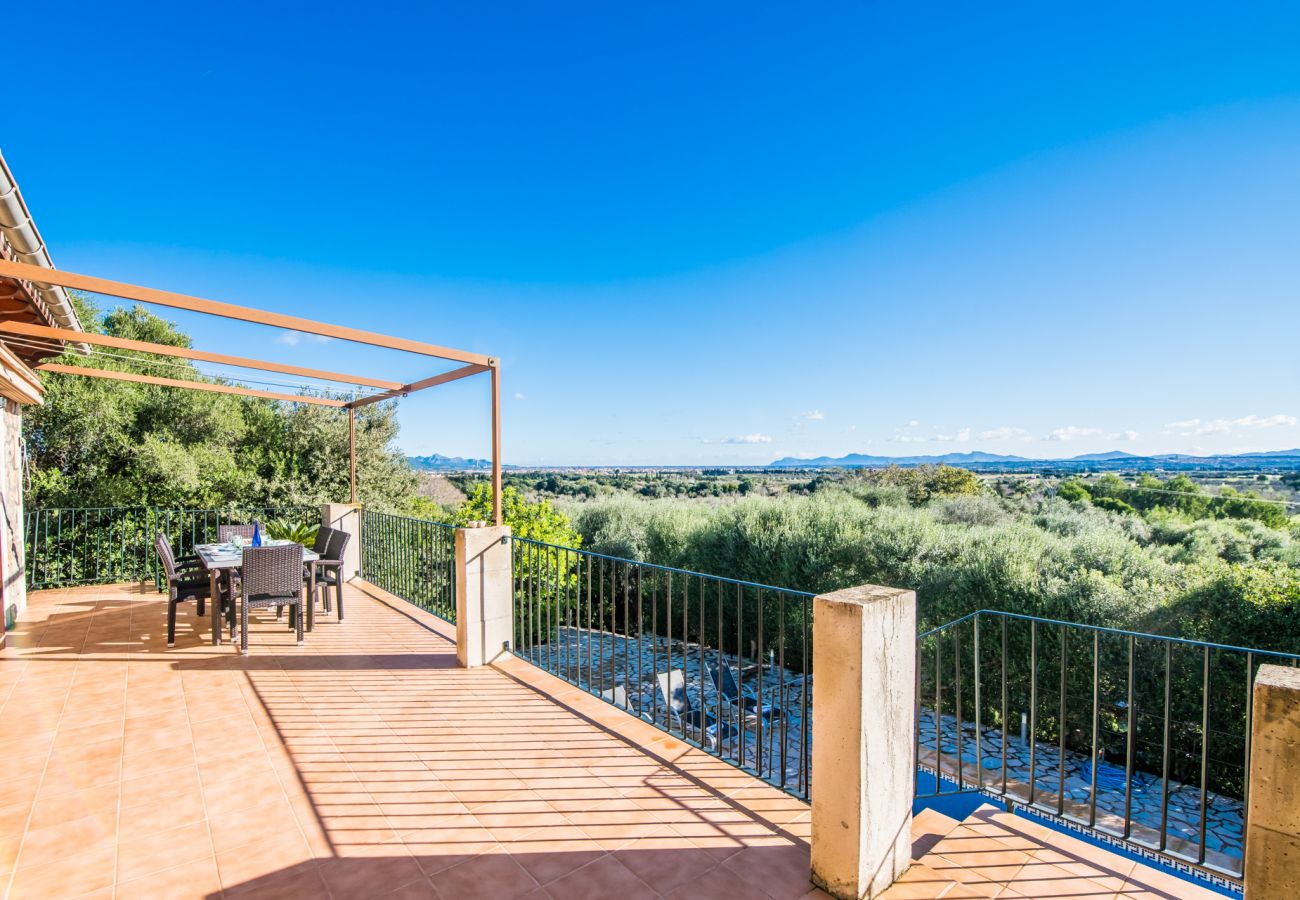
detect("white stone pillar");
top-left (455, 525), bottom-right (513, 668)
top-left (1246, 664), bottom-right (1300, 900)
top-left (1, 398), bottom-right (28, 632)
top-left (320, 503), bottom-right (362, 581)
top-left (811, 584), bottom-right (916, 900)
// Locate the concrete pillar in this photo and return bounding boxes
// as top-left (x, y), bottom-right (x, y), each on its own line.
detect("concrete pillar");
top-left (320, 504), bottom-right (362, 581)
top-left (1, 398), bottom-right (27, 633)
top-left (810, 584), bottom-right (916, 900)
top-left (455, 525), bottom-right (513, 668)
top-left (1245, 664), bottom-right (1300, 900)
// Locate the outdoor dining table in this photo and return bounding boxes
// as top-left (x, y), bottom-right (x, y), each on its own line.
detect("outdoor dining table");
top-left (194, 540), bottom-right (320, 646)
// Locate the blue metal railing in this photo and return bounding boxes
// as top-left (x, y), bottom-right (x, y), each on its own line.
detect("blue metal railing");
top-left (24, 506), bottom-right (317, 589)
top-left (359, 510), bottom-right (457, 622)
top-left (511, 536), bottom-right (815, 798)
top-left (916, 609), bottom-right (1300, 885)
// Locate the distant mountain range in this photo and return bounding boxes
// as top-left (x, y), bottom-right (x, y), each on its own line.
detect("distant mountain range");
top-left (407, 454), bottom-right (492, 471)
top-left (768, 449), bottom-right (1300, 471)
top-left (407, 449), bottom-right (1300, 472)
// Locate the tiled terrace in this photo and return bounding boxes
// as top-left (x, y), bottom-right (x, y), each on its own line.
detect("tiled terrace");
top-left (0, 581), bottom-right (820, 899)
top-left (0, 580), bottom-right (1228, 899)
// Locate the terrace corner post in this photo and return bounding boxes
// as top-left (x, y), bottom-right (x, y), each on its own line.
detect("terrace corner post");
top-left (490, 360), bottom-right (502, 527)
top-left (454, 524), bottom-right (512, 668)
top-left (0, 398), bottom-right (25, 640)
top-left (348, 407), bottom-right (357, 505)
top-left (1244, 664), bottom-right (1300, 900)
top-left (320, 504), bottom-right (362, 581)
top-left (810, 584), bottom-right (916, 900)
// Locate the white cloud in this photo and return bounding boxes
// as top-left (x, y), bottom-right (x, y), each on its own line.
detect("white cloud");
top-left (933, 428), bottom-right (972, 443)
top-left (1163, 414), bottom-right (1297, 437)
top-left (888, 434), bottom-right (928, 444)
top-left (904, 420), bottom-right (920, 428)
top-left (1241, 414), bottom-right (1297, 428)
top-left (798, 410), bottom-right (825, 421)
top-left (978, 426), bottom-right (1027, 441)
top-left (275, 330), bottom-right (332, 347)
top-left (1108, 430), bottom-right (1139, 441)
top-left (513, 392), bottom-right (526, 400)
top-left (703, 433), bottom-right (773, 445)
top-left (1045, 426), bottom-right (1103, 442)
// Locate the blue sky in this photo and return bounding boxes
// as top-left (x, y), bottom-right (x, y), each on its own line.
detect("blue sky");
top-left (7, 3), bottom-right (1300, 465)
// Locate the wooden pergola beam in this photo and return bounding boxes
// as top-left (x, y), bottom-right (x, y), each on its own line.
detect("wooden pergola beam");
top-left (37, 363), bottom-right (348, 407)
top-left (3, 258), bottom-right (503, 524)
top-left (0, 321), bottom-right (404, 391)
top-left (346, 362), bottom-right (491, 410)
top-left (0, 259), bottom-right (492, 366)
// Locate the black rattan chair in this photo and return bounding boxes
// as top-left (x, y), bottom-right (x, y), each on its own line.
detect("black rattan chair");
top-left (311, 528), bottom-right (350, 621)
top-left (156, 532), bottom-right (229, 647)
top-left (239, 543), bottom-right (305, 654)
top-left (219, 524), bottom-right (256, 543)
top-left (295, 526), bottom-right (335, 622)
top-left (311, 526), bottom-right (333, 556)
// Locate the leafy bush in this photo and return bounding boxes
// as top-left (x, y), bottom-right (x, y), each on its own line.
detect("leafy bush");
top-left (1056, 480), bottom-right (1091, 504)
top-left (564, 488), bottom-right (1300, 656)
top-left (264, 518), bottom-right (319, 546)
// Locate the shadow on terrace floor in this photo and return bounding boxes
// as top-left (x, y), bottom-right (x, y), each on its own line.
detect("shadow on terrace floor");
top-left (0, 581), bottom-right (819, 899)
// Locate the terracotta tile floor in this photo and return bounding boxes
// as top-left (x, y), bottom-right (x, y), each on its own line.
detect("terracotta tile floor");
top-left (886, 806), bottom-right (1225, 900)
top-left (0, 581), bottom-right (823, 899)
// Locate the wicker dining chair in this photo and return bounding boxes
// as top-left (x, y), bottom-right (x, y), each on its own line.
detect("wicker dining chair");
top-left (218, 524), bottom-right (256, 543)
top-left (311, 528), bottom-right (351, 620)
top-left (156, 532), bottom-right (229, 647)
top-left (311, 526), bottom-right (334, 557)
top-left (239, 543), bottom-right (305, 654)
top-left (294, 526), bottom-right (335, 621)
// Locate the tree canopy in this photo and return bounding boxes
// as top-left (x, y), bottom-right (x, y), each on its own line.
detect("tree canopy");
top-left (24, 293), bottom-right (417, 512)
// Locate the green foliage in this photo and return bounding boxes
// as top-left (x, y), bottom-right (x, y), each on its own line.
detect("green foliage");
top-left (1146, 562), bottom-right (1300, 651)
top-left (455, 485), bottom-right (584, 647)
top-left (25, 293), bottom-right (417, 512)
top-left (1056, 480), bottom-right (1091, 504)
top-left (404, 495), bottom-right (455, 522)
top-left (853, 464), bottom-right (983, 504)
top-left (454, 484), bottom-right (582, 548)
top-left (1093, 496), bottom-right (1137, 515)
top-left (568, 487), bottom-right (1300, 656)
top-left (263, 518), bottom-right (319, 546)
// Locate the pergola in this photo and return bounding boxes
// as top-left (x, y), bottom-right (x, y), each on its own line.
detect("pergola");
top-left (0, 259), bottom-right (503, 524)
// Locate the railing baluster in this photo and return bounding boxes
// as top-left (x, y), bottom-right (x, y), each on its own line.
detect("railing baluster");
top-left (1160, 641), bottom-right (1172, 852)
top-left (1089, 630), bottom-right (1099, 829)
top-left (954, 629), bottom-right (963, 790)
top-left (1001, 616), bottom-right (1008, 796)
top-left (935, 628), bottom-right (943, 794)
top-left (1124, 634), bottom-right (1135, 840)
top-left (778, 589), bottom-right (787, 790)
top-left (973, 614), bottom-right (982, 790)
top-left (1198, 645), bottom-right (1210, 865)
top-left (756, 588), bottom-right (765, 780)
top-left (801, 585), bottom-right (809, 797)
top-left (637, 563), bottom-right (645, 724)
top-left (1243, 650), bottom-right (1254, 877)
top-left (1029, 619), bottom-right (1038, 807)
top-left (1058, 625), bottom-right (1067, 817)
top-left (717, 580), bottom-right (725, 762)
top-left (586, 551), bottom-right (593, 691)
top-left (665, 572), bottom-right (676, 733)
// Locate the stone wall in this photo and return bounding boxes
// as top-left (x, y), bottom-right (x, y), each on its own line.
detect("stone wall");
top-left (0, 398), bottom-right (24, 628)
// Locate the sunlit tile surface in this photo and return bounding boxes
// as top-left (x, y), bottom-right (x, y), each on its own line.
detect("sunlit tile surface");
top-left (0, 581), bottom-right (821, 899)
